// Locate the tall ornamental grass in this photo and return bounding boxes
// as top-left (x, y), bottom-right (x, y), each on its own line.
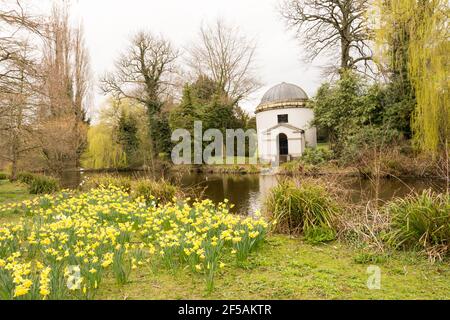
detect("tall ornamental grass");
top-left (386, 190), bottom-right (450, 260)
top-left (264, 179), bottom-right (341, 242)
top-left (27, 175), bottom-right (60, 195)
top-left (133, 179), bottom-right (179, 204)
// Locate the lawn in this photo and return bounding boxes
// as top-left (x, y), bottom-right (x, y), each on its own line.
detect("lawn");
top-left (98, 236), bottom-right (450, 300)
top-left (0, 180), bottom-right (30, 203)
top-left (0, 180), bottom-right (34, 224)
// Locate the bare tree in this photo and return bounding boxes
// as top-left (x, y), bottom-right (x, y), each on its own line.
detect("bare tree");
top-left (0, 42), bottom-right (40, 179)
top-left (101, 31), bottom-right (179, 169)
top-left (0, 1), bottom-right (43, 176)
top-left (0, 0), bottom-right (41, 92)
top-left (38, 2), bottom-right (91, 171)
top-left (187, 19), bottom-right (260, 105)
top-left (101, 31), bottom-right (178, 114)
top-left (280, 0), bottom-right (374, 75)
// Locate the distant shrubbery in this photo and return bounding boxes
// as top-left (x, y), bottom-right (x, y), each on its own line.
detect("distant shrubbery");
top-left (16, 172), bottom-right (36, 185)
top-left (0, 172), bottom-right (9, 180)
top-left (134, 179), bottom-right (179, 204)
top-left (279, 147), bottom-right (334, 176)
top-left (14, 172), bottom-right (60, 194)
top-left (28, 175), bottom-right (60, 194)
top-left (301, 148), bottom-right (333, 166)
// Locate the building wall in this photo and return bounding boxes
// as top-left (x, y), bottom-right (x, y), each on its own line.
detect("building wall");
top-left (256, 107), bottom-right (317, 161)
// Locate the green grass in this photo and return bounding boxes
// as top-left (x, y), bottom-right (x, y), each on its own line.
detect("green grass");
top-left (0, 180), bottom-right (31, 203)
top-left (0, 180), bottom-right (34, 224)
top-left (97, 235), bottom-right (450, 300)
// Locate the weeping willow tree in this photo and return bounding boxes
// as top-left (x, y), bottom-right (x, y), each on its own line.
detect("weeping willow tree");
top-left (376, 0), bottom-right (449, 156)
top-left (82, 99), bottom-right (152, 169)
top-left (81, 124), bottom-right (127, 169)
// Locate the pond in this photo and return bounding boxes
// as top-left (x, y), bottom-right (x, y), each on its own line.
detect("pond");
top-left (59, 170), bottom-right (446, 215)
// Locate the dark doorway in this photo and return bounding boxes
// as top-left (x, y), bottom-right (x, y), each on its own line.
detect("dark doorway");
top-left (278, 133), bottom-right (288, 156)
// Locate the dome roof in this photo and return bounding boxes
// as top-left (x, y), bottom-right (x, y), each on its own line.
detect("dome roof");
top-left (260, 82), bottom-right (308, 105)
top-left (256, 82), bottom-right (309, 113)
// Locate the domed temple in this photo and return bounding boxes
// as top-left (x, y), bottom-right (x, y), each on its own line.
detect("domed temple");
top-left (256, 82), bottom-right (317, 163)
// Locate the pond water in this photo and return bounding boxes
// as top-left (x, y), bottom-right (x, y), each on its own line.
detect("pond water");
top-left (60, 170), bottom-right (446, 215)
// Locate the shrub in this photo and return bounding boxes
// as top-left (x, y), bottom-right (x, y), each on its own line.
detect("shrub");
top-left (280, 161), bottom-right (320, 176)
top-left (301, 148), bottom-right (333, 166)
top-left (82, 174), bottom-right (132, 192)
top-left (386, 190), bottom-right (450, 260)
top-left (16, 172), bottom-right (35, 184)
top-left (28, 175), bottom-right (60, 194)
top-left (264, 179), bottom-right (341, 240)
top-left (0, 172), bottom-right (9, 180)
top-left (133, 179), bottom-right (180, 204)
top-left (304, 226), bottom-right (336, 244)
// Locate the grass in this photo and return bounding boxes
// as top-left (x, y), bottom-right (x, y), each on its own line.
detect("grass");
top-left (0, 180), bottom-right (31, 203)
top-left (0, 180), bottom-right (33, 224)
top-left (386, 190), bottom-right (450, 259)
top-left (264, 179), bottom-right (340, 238)
top-left (96, 235), bottom-right (450, 300)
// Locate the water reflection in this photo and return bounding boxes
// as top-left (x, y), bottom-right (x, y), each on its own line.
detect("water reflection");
top-left (60, 171), bottom-right (445, 215)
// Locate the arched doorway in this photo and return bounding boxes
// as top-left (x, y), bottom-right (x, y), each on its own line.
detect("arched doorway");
top-left (278, 133), bottom-right (289, 156)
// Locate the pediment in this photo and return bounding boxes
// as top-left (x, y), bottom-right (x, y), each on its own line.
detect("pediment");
top-left (262, 123), bottom-right (305, 135)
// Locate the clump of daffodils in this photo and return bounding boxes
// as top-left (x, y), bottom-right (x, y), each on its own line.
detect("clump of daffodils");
top-left (0, 186), bottom-right (267, 299)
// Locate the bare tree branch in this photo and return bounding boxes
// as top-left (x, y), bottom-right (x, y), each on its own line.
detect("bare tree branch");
top-left (186, 19), bottom-right (261, 105)
top-left (101, 30), bottom-right (179, 115)
top-left (280, 0), bottom-right (375, 76)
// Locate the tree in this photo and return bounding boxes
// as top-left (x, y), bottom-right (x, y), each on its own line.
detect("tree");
top-left (376, 0), bottom-right (449, 156)
top-left (101, 31), bottom-right (179, 167)
top-left (312, 71), bottom-right (381, 154)
top-left (82, 124), bottom-right (127, 170)
top-left (169, 85), bottom-right (199, 134)
top-left (202, 95), bottom-right (236, 135)
top-left (117, 111), bottom-right (139, 164)
top-left (82, 98), bottom-right (154, 169)
top-left (39, 2), bottom-right (91, 172)
top-left (280, 0), bottom-right (374, 75)
top-left (0, 42), bottom-right (39, 179)
top-left (187, 19), bottom-right (260, 105)
top-left (0, 0), bottom-right (40, 92)
top-left (0, 1), bottom-right (42, 178)
top-left (169, 75), bottom-right (240, 135)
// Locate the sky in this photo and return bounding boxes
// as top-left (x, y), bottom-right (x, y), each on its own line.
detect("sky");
top-left (39, 0), bottom-right (326, 116)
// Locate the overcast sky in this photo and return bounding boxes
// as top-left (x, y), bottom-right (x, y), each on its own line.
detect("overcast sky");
top-left (40, 0), bottom-right (325, 116)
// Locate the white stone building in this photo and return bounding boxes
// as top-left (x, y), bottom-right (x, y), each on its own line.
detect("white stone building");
top-left (256, 82), bottom-right (317, 163)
